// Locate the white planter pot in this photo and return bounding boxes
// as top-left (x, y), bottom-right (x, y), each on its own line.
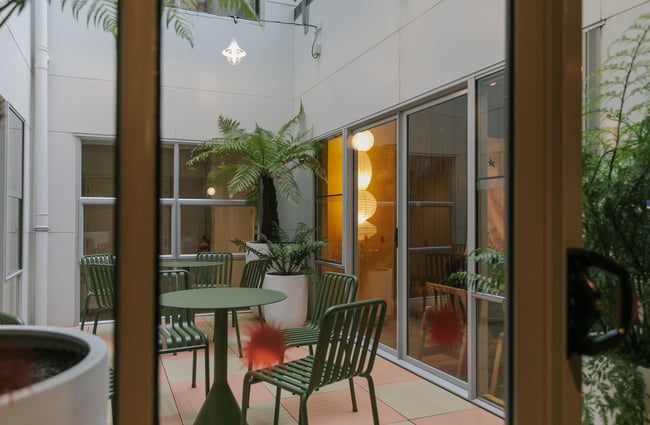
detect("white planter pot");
top-left (0, 326), bottom-right (108, 425)
top-left (262, 273), bottom-right (308, 329)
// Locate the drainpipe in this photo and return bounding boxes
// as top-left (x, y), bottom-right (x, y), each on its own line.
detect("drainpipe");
top-left (32, 0), bottom-right (49, 325)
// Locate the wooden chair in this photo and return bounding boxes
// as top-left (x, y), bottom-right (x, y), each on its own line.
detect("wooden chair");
top-left (158, 269), bottom-right (210, 395)
top-left (419, 281), bottom-right (468, 377)
top-left (280, 272), bottom-right (358, 355)
top-left (194, 251), bottom-right (233, 288)
top-left (232, 258), bottom-right (270, 357)
top-left (80, 254), bottom-right (115, 334)
top-left (241, 299), bottom-right (387, 425)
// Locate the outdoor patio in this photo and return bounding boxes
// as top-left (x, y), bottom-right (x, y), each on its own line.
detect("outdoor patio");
top-left (89, 313), bottom-right (504, 425)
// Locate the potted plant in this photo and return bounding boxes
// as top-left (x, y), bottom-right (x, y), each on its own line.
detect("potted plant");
top-left (187, 102), bottom-right (326, 242)
top-left (233, 224), bottom-right (327, 328)
top-left (580, 13), bottom-right (650, 425)
top-left (449, 247), bottom-right (505, 296)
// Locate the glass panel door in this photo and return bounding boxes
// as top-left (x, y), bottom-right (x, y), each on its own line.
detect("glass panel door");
top-left (406, 93), bottom-right (468, 383)
top-left (354, 120), bottom-right (397, 349)
top-left (474, 71), bottom-right (506, 405)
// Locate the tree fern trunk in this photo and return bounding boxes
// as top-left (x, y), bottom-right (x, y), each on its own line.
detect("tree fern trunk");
top-left (261, 175), bottom-right (279, 241)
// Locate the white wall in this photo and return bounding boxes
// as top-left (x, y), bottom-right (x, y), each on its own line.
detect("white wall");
top-left (293, 0), bottom-right (506, 136)
top-left (0, 4), bottom-right (32, 321)
top-left (0, 7), bottom-right (32, 118)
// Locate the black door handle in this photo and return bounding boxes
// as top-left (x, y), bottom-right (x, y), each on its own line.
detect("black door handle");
top-left (567, 248), bottom-right (633, 356)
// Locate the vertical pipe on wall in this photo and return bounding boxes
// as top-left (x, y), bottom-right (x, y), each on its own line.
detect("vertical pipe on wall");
top-left (32, 0), bottom-right (49, 325)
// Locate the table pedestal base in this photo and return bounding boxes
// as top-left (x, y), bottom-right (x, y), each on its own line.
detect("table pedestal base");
top-left (194, 309), bottom-right (241, 425)
top-left (193, 380), bottom-right (241, 424)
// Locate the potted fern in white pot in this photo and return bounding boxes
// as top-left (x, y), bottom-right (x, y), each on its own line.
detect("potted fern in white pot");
top-left (233, 224), bottom-right (327, 328)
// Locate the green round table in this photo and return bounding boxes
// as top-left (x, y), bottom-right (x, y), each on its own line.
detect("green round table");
top-left (159, 287), bottom-right (286, 425)
top-left (159, 259), bottom-right (222, 268)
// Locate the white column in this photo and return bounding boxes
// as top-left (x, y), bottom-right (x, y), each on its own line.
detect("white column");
top-left (32, 0), bottom-right (49, 325)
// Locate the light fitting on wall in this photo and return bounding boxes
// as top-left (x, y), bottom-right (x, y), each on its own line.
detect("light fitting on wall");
top-left (350, 130), bottom-right (375, 151)
top-left (222, 16), bottom-right (246, 65)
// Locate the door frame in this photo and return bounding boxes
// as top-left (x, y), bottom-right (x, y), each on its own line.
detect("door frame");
top-left (508, 0), bottom-right (583, 423)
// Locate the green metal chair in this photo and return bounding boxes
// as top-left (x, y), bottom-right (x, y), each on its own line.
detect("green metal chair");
top-left (0, 310), bottom-right (24, 324)
top-left (232, 258), bottom-right (270, 357)
top-left (280, 272), bottom-right (358, 354)
top-left (158, 269), bottom-right (210, 395)
top-left (241, 299), bottom-right (387, 425)
top-left (80, 254), bottom-right (115, 334)
top-left (194, 251), bottom-right (233, 288)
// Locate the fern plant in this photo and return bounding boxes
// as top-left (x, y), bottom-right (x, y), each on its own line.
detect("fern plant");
top-left (233, 224), bottom-right (327, 277)
top-left (581, 12), bottom-right (650, 425)
top-left (449, 247), bottom-right (504, 296)
top-left (0, 0), bottom-right (256, 46)
top-left (187, 103), bottom-right (326, 241)
top-left (0, 0), bottom-right (27, 27)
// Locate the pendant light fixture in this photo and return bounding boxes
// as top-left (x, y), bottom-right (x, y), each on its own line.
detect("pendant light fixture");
top-left (350, 130), bottom-right (375, 151)
top-left (222, 16), bottom-right (246, 65)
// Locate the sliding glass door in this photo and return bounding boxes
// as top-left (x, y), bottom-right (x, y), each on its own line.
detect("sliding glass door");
top-left (405, 92), bottom-right (469, 384)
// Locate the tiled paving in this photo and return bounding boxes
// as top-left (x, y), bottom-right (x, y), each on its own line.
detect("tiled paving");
top-left (89, 313), bottom-right (504, 425)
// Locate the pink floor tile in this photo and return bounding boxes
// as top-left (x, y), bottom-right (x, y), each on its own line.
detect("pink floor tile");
top-left (281, 386), bottom-right (407, 425)
top-left (167, 380), bottom-right (209, 415)
top-left (355, 357), bottom-right (421, 388)
top-left (158, 414), bottom-right (184, 425)
top-left (411, 408), bottom-right (505, 425)
top-left (228, 373), bottom-right (277, 405)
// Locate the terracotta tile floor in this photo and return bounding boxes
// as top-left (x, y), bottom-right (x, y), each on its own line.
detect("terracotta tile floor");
top-left (89, 313), bottom-right (504, 425)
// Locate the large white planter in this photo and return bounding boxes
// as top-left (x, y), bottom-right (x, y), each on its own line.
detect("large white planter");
top-left (0, 326), bottom-right (108, 425)
top-left (262, 273), bottom-right (308, 329)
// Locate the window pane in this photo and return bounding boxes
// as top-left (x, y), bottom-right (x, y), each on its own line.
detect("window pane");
top-left (475, 296), bottom-right (506, 405)
top-left (160, 144), bottom-right (174, 198)
top-left (406, 94), bottom-right (468, 382)
top-left (83, 204), bottom-right (115, 254)
top-left (316, 135), bottom-right (343, 263)
top-left (355, 121), bottom-right (397, 350)
top-left (7, 109), bottom-right (22, 196)
top-left (180, 205), bottom-right (255, 254)
top-left (82, 144), bottom-right (115, 197)
top-left (5, 107), bottom-right (23, 275)
top-left (476, 73), bottom-right (505, 253)
top-left (5, 196), bottom-right (22, 274)
top-left (179, 145), bottom-right (249, 200)
top-left (160, 204), bottom-right (172, 256)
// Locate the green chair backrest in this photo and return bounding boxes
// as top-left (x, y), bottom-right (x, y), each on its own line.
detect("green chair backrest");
top-left (88, 263), bottom-right (116, 309)
top-left (309, 299), bottom-right (386, 392)
top-left (80, 253), bottom-right (115, 281)
top-left (0, 311), bottom-right (24, 324)
top-left (159, 269), bottom-right (194, 327)
top-left (310, 272), bottom-right (358, 325)
top-left (239, 258), bottom-right (270, 289)
top-left (195, 251), bottom-right (233, 288)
